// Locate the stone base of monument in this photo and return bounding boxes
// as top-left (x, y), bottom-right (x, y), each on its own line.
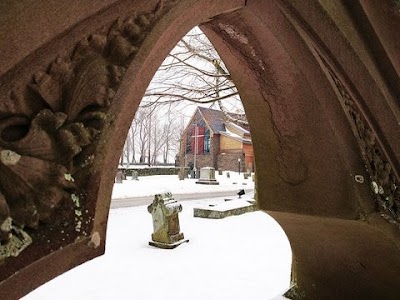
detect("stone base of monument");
top-left (196, 178), bottom-right (220, 185)
top-left (149, 239), bottom-right (189, 249)
top-left (193, 199), bottom-right (258, 219)
top-left (149, 231), bottom-right (189, 249)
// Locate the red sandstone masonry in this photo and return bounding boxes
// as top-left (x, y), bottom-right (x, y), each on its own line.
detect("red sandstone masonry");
top-left (0, 0), bottom-right (399, 299)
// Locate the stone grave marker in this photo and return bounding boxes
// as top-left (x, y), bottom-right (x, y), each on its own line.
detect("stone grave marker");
top-left (115, 170), bottom-right (125, 183)
top-left (147, 192), bottom-right (188, 249)
top-left (131, 170), bottom-right (139, 180)
top-left (196, 167), bottom-right (219, 185)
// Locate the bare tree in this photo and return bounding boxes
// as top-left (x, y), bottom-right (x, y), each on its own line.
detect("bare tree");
top-left (120, 120), bottom-right (136, 166)
top-left (146, 107), bottom-right (182, 165)
top-left (161, 120), bottom-right (174, 164)
top-left (142, 27), bottom-right (246, 120)
top-left (160, 108), bottom-right (182, 164)
top-left (135, 108), bottom-right (150, 163)
top-left (150, 112), bottom-right (162, 164)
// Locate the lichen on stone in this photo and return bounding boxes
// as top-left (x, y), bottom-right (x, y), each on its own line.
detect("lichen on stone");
top-left (0, 217), bottom-right (12, 234)
top-left (0, 149), bottom-right (21, 166)
top-left (71, 193), bottom-right (80, 208)
top-left (284, 285), bottom-right (306, 300)
top-left (0, 226), bottom-right (32, 260)
top-left (64, 173), bottom-right (75, 182)
top-left (88, 231), bottom-right (101, 249)
top-left (71, 193), bottom-right (83, 233)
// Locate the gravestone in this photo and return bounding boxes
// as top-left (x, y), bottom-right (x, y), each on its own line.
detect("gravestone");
top-left (147, 192), bottom-right (188, 249)
top-left (115, 170), bottom-right (125, 183)
top-left (131, 170), bottom-right (139, 180)
top-left (196, 167), bottom-right (219, 185)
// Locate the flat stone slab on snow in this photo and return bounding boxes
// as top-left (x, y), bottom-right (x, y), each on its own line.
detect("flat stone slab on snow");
top-left (193, 199), bottom-right (257, 219)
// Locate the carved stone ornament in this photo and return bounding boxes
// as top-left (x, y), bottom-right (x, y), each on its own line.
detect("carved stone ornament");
top-left (0, 1), bottom-right (175, 261)
top-left (316, 51), bottom-right (400, 228)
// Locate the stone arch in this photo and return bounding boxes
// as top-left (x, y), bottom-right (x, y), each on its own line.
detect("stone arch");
top-left (0, 1), bottom-right (399, 299)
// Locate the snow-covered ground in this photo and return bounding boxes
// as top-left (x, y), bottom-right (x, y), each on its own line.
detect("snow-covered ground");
top-left (112, 171), bottom-right (255, 199)
top-left (23, 173), bottom-right (292, 300)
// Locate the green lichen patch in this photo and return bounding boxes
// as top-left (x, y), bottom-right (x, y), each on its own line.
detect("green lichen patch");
top-left (64, 173), bottom-right (75, 182)
top-left (0, 149), bottom-right (21, 165)
top-left (80, 154), bottom-right (95, 168)
top-left (71, 193), bottom-right (83, 233)
top-left (0, 226), bottom-right (32, 260)
top-left (71, 193), bottom-right (80, 208)
top-left (0, 217), bottom-right (12, 235)
top-left (284, 285), bottom-right (306, 300)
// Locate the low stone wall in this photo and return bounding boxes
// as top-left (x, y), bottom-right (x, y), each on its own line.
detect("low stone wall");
top-left (119, 167), bottom-right (180, 177)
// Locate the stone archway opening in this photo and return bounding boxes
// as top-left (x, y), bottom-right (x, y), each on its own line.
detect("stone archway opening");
top-left (21, 24), bottom-right (293, 299)
top-left (109, 26), bottom-right (294, 299)
top-left (116, 26), bottom-right (253, 173)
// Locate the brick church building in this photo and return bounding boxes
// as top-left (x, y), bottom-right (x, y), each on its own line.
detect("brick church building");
top-left (179, 107), bottom-right (254, 173)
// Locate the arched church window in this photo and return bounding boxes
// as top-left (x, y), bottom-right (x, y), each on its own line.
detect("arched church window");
top-left (204, 129), bottom-right (210, 153)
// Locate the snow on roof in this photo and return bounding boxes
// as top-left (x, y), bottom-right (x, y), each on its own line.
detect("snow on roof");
top-left (225, 121), bottom-right (250, 136)
top-left (189, 107), bottom-right (251, 141)
top-left (220, 127), bottom-right (252, 144)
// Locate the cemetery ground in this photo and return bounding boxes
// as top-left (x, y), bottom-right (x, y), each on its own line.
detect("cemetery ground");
top-left (23, 172), bottom-right (292, 300)
top-left (111, 171), bottom-right (255, 208)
